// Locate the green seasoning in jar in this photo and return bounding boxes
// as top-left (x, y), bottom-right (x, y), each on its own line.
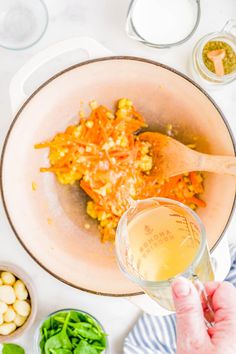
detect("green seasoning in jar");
top-left (202, 41), bottom-right (236, 75)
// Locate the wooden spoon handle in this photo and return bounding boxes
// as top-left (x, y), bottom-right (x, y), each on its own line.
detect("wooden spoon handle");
top-left (200, 154), bottom-right (236, 176)
top-left (212, 57), bottom-right (225, 76)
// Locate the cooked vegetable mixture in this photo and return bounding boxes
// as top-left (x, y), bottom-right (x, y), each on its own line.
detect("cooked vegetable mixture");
top-left (35, 99), bottom-right (205, 242)
top-left (39, 310), bottom-right (107, 354)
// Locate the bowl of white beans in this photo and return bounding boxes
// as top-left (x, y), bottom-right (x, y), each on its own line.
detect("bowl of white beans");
top-left (0, 263), bottom-right (36, 342)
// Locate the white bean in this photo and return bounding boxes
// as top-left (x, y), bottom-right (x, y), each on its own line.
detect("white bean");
top-left (14, 280), bottom-right (28, 301)
top-left (0, 301), bottom-right (8, 314)
top-left (1, 272), bottom-right (16, 286)
top-left (0, 286), bottom-right (16, 304)
top-left (0, 322), bottom-right (16, 335)
top-left (14, 314), bottom-right (27, 327)
top-left (13, 300), bottom-right (31, 317)
top-left (3, 306), bottom-right (16, 323)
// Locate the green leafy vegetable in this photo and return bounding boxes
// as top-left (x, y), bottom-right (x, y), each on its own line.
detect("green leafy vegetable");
top-left (2, 343), bottom-right (25, 354)
top-left (49, 350), bottom-right (72, 354)
top-left (45, 313), bottom-right (72, 354)
top-left (39, 310), bottom-right (107, 354)
top-left (74, 340), bottom-right (98, 354)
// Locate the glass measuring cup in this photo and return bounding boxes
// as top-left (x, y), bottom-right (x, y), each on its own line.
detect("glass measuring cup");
top-left (192, 20), bottom-right (236, 86)
top-left (116, 197), bottom-right (214, 317)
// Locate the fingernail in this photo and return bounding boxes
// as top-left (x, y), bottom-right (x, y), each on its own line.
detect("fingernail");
top-left (172, 277), bottom-right (191, 297)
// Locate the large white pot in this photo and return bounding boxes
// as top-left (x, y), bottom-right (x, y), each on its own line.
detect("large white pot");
top-left (1, 37), bottom-right (235, 315)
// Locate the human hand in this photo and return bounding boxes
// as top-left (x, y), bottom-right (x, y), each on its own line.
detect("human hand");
top-left (172, 277), bottom-right (236, 354)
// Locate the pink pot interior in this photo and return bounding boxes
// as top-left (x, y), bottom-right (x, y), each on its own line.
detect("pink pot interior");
top-left (2, 58), bottom-right (235, 295)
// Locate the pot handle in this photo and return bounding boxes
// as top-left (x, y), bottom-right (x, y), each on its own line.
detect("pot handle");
top-left (9, 36), bottom-right (112, 114)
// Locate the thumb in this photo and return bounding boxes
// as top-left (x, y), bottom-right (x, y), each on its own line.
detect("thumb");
top-left (172, 277), bottom-right (209, 352)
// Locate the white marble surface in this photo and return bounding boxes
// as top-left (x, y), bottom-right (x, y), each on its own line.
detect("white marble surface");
top-left (0, 0), bottom-right (236, 352)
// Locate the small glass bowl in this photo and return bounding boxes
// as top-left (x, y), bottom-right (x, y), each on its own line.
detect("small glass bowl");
top-left (126, 0), bottom-right (201, 48)
top-left (192, 20), bottom-right (236, 87)
top-left (34, 308), bottom-right (108, 353)
top-left (0, 263), bottom-right (37, 343)
top-left (0, 0), bottom-right (48, 50)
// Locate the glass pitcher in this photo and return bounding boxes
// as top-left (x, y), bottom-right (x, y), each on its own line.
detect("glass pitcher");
top-left (116, 197), bottom-right (214, 321)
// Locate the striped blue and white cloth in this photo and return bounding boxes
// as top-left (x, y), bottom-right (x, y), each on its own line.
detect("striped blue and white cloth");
top-left (124, 245), bottom-right (236, 354)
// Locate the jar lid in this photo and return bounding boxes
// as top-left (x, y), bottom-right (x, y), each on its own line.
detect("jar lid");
top-left (126, 0), bottom-right (201, 48)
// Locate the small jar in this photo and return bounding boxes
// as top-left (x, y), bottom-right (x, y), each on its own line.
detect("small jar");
top-left (192, 20), bottom-right (236, 87)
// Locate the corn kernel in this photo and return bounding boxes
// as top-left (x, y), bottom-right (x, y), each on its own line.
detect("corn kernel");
top-left (140, 143), bottom-right (150, 155)
top-left (183, 189), bottom-right (193, 198)
top-left (120, 136), bottom-right (128, 147)
top-left (87, 201), bottom-right (98, 219)
top-left (137, 155), bottom-right (153, 172)
top-left (98, 211), bottom-right (108, 221)
top-left (74, 126), bottom-right (82, 137)
top-left (89, 100), bottom-right (98, 110)
top-left (47, 218), bottom-right (52, 225)
top-left (79, 110), bottom-right (85, 118)
top-left (189, 203), bottom-right (197, 210)
top-left (102, 139), bottom-right (115, 150)
top-left (85, 120), bottom-right (94, 128)
top-left (187, 144), bottom-right (196, 149)
top-left (85, 146), bottom-right (92, 152)
top-left (118, 98), bottom-right (133, 109)
top-left (106, 112), bottom-right (115, 119)
top-left (32, 182), bottom-right (37, 191)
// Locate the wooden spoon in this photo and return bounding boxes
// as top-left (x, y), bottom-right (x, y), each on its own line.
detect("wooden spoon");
top-left (139, 131), bottom-right (236, 179)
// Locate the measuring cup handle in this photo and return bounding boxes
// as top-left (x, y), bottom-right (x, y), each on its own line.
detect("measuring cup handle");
top-left (192, 275), bottom-right (214, 328)
top-left (222, 19), bottom-right (236, 36)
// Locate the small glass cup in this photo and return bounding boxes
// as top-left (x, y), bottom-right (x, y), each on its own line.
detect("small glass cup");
top-left (34, 308), bottom-right (108, 354)
top-left (0, 0), bottom-right (48, 50)
top-left (126, 0), bottom-right (201, 48)
top-left (116, 197), bottom-right (214, 316)
top-left (192, 20), bottom-right (236, 86)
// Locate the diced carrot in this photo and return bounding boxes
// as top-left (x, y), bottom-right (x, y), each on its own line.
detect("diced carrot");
top-left (40, 167), bottom-right (70, 173)
top-left (189, 172), bottom-right (197, 185)
top-left (80, 180), bottom-right (101, 204)
top-left (187, 196), bottom-right (206, 208)
top-left (34, 142), bottom-right (51, 149)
